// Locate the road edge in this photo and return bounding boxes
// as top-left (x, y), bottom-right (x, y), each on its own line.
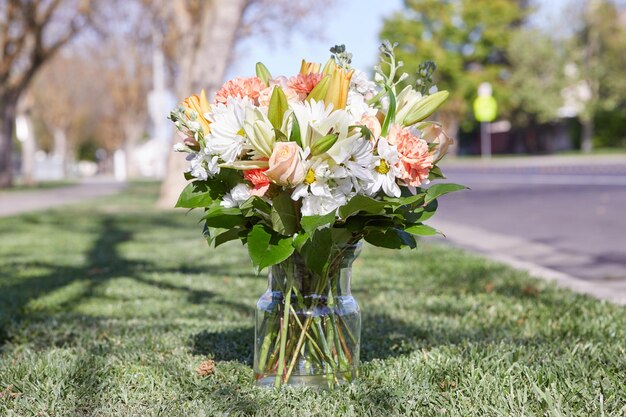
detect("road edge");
top-left (429, 219), bottom-right (626, 305)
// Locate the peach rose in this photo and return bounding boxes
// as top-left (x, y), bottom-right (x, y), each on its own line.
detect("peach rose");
top-left (265, 142), bottom-right (306, 186)
top-left (421, 124), bottom-right (453, 163)
top-left (360, 114), bottom-right (382, 140)
top-left (243, 168), bottom-right (271, 196)
top-left (388, 125), bottom-right (433, 187)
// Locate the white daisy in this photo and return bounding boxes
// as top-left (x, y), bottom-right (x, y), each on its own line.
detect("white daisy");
top-left (341, 137), bottom-right (374, 188)
top-left (291, 159), bottom-right (353, 216)
top-left (364, 138), bottom-right (401, 198)
top-left (206, 97), bottom-right (250, 163)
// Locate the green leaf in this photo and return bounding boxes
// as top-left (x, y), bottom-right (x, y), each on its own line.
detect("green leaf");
top-left (338, 195), bottom-right (386, 219)
top-left (300, 228), bottom-right (333, 275)
top-left (213, 227), bottom-right (245, 247)
top-left (365, 228), bottom-right (416, 249)
top-left (268, 86), bottom-right (289, 130)
top-left (255, 62), bottom-right (272, 85)
top-left (301, 211), bottom-right (336, 234)
top-left (239, 196), bottom-right (272, 216)
top-left (428, 165), bottom-right (446, 180)
top-left (292, 232), bottom-right (309, 251)
top-left (202, 206), bottom-right (246, 228)
top-left (289, 113), bottom-right (302, 147)
top-left (176, 181), bottom-right (215, 208)
top-left (271, 191), bottom-right (298, 235)
top-left (331, 227), bottom-right (353, 246)
top-left (383, 193), bottom-right (425, 208)
top-left (405, 199), bottom-right (438, 223)
top-left (247, 224), bottom-right (294, 272)
top-left (425, 183), bottom-right (467, 203)
top-left (404, 223), bottom-right (439, 236)
top-left (380, 86), bottom-right (397, 137)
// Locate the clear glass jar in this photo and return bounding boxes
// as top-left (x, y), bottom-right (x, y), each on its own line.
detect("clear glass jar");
top-left (254, 242), bottom-right (362, 389)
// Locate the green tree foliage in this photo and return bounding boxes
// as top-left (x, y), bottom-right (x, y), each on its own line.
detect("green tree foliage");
top-left (507, 30), bottom-right (567, 126)
top-left (380, 0), bottom-right (526, 137)
top-left (568, 0), bottom-right (626, 150)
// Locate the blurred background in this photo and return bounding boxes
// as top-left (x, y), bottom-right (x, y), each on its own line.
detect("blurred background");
top-left (1, 0), bottom-right (625, 300)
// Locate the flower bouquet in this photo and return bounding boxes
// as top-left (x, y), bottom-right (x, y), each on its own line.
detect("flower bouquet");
top-left (169, 42), bottom-right (465, 388)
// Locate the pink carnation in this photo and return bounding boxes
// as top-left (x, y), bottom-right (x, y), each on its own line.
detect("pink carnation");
top-left (243, 168), bottom-right (270, 196)
top-left (215, 77), bottom-right (267, 105)
top-left (388, 125), bottom-right (433, 187)
top-left (287, 73), bottom-right (323, 100)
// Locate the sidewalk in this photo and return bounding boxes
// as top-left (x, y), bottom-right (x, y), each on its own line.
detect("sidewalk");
top-left (430, 219), bottom-right (626, 305)
top-left (440, 153), bottom-right (626, 168)
top-left (0, 177), bottom-right (125, 218)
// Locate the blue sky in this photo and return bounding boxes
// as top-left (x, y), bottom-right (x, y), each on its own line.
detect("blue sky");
top-left (227, 0), bottom-right (404, 78)
top-left (226, 0), bottom-right (568, 80)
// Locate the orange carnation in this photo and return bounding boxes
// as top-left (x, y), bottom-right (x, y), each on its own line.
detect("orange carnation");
top-left (215, 77), bottom-right (267, 105)
top-left (388, 125), bottom-right (433, 187)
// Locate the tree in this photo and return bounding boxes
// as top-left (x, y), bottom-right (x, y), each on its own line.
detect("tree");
top-left (380, 0), bottom-right (525, 145)
top-left (155, 0), bottom-right (333, 208)
top-left (0, 0), bottom-right (95, 188)
top-left (31, 53), bottom-right (97, 177)
top-left (98, 37), bottom-right (151, 177)
top-left (569, 0), bottom-right (626, 152)
top-left (507, 30), bottom-right (567, 126)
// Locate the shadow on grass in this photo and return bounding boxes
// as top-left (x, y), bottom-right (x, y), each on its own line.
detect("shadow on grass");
top-left (0, 215), bottom-right (252, 350)
top-left (190, 327), bottom-right (254, 365)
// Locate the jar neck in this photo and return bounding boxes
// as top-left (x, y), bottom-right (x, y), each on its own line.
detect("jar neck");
top-left (268, 242), bottom-right (362, 297)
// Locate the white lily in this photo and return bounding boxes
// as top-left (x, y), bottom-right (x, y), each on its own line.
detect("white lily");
top-left (394, 85), bottom-right (423, 126)
top-left (243, 107), bottom-right (275, 158)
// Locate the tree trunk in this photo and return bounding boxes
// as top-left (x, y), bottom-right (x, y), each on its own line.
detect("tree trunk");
top-left (156, 0), bottom-right (249, 208)
top-left (53, 128), bottom-right (69, 177)
top-left (581, 118), bottom-right (593, 153)
top-left (123, 122), bottom-right (145, 178)
top-left (0, 96), bottom-right (18, 188)
top-left (20, 114), bottom-right (37, 186)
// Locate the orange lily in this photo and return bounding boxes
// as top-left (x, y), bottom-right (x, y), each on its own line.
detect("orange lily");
top-left (324, 66), bottom-right (354, 110)
top-left (299, 59), bottom-right (321, 75)
top-left (182, 89), bottom-right (211, 135)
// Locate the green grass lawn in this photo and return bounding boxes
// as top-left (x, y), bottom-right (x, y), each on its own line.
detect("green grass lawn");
top-left (3, 179), bottom-right (79, 192)
top-left (0, 183), bottom-right (624, 416)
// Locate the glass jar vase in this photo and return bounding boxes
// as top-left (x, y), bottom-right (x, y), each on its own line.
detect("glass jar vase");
top-left (254, 242), bottom-right (362, 389)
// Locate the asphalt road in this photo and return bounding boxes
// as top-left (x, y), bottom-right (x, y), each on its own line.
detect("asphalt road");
top-left (432, 159), bottom-right (626, 288)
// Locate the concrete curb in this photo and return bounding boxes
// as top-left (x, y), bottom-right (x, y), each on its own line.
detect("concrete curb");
top-left (429, 219), bottom-right (626, 305)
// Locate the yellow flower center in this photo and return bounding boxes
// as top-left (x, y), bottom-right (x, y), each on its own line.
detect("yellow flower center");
top-left (304, 168), bottom-right (316, 184)
top-left (376, 159), bottom-right (390, 174)
top-left (236, 128), bottom-right (246, 137)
